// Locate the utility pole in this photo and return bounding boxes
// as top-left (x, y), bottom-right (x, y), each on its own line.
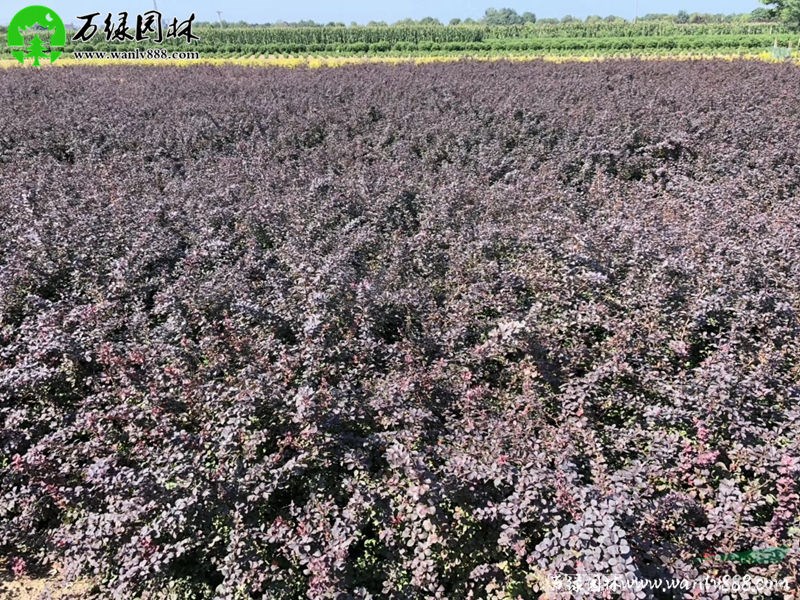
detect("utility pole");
top-left (634, 0), bottom-right (639, 23)
top-left (217, 10), bottom-right (223, 26)
top-left (152, 0), bottom-right (165, 30)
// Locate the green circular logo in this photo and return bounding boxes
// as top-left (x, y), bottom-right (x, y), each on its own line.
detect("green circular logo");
top-left (7, 5), bottom-right (66, 66)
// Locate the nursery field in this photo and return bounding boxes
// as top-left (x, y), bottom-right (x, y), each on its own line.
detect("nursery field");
top-left (1, 21), bottom-right (798, 61)
top-left (0, 61), bottom-right (799, 598)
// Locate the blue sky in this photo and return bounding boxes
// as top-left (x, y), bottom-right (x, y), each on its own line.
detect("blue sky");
top-left (1, 1), bottom-right (764, 27)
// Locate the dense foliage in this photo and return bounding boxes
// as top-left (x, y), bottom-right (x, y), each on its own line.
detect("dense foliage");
top-left (761, 0), bottom-right (800, 29)
top-left (0, 21), bottom-right (796, 59)
top-left (1, 60), bottom-right (799, 598)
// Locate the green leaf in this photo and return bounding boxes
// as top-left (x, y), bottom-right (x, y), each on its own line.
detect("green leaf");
top-left (716, 547), bottom-right (789, 564)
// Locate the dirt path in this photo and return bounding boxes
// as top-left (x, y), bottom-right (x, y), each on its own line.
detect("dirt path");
top-left (0, 568), bottom-right (93, 600)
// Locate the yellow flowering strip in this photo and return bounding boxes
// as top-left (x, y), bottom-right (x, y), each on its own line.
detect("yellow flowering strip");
top-left (1, 51), bottom-right (798, 69)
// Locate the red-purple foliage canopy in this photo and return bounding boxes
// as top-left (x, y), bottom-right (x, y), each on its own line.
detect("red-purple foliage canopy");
top-left (0, 61), bottom-right (798, 598)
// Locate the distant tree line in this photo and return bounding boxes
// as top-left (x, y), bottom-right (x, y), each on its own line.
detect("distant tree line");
top-left (1, 6), bottom-right (785, 32)
top-left (0, 6), bottom-right (792, 30)
top-left (759, 0), bottom-right (800, 26)
top-left (195, 6), bottom-right (787, 28)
